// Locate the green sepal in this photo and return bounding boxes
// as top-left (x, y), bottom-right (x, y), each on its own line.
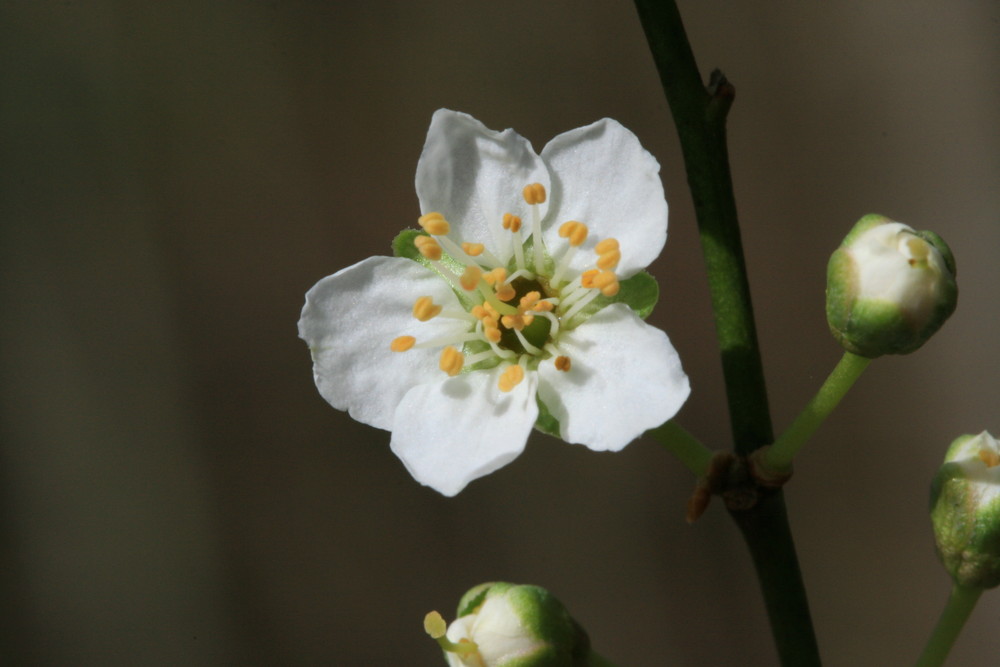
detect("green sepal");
top-left (456, 582), bottom-right (494, 618)
top-left (534, 396), bottom-right (562, 437)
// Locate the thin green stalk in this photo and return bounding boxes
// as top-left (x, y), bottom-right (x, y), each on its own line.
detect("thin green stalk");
top-left (648, 421), bottom-right (714, 476)
top-left (764, 351), bottom-right (871, 472)
top-left (916, 584), bottom-right (982, 667)
top-left (633, 1), bottom-right (819, 664)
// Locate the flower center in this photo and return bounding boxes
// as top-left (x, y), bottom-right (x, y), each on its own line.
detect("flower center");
top-left (390, 183), bottom-right (622, 393)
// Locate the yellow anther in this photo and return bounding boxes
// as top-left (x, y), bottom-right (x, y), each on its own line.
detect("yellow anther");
top-left (482, 315), bottom-right (499, 329)
top-left (502, 213), bottom-right (522, 233)
top-left (439, 346), bottom-right (464, 376)
top-left (471, 305), bottom-right (488, 319)
top-left (461, 242), bottom-right (485, 257)
top-left (558, 220), bottom-right (589, 247)
top-left (418, 212), bottom-right (451, 236)
top-left (501, 313), bottom-right (534, 331)
top-left (484, 324), bottom-right (502, 343)
top-left (592, 270), bottom-right (620, 297)
top-left (414, 235), bottom-right (442, 261)
top-left (390, 336), bottom-right (416, 352)
top-left (555, 355), bottom-right (572, 372)
top-left (580, 269), bottom-right (600, 288)
top-left (522, 182), bottom-right (546, 205)
top-left (596, 249), bottom-right (621, 270)
top-left (483, 267), bottom-right (508, 286)
top-left (412, 296), bottom-right (442, 321)
top-left (979, 448), bottom-right (1000, 468)
top-left (494, 282), bottom-right (516, 302)
top-left (460, 265), bottom-right (483, 291)
top-left (519, 291), bottom-right (541, 310)
top-left (594, 238), bottom-right (620, 254)
top-left (498, 364), bottom-right (525, 392)
top-left (424, 611), bottom-right (447, 639)
top-left (532, 300), bottom-right (554, 312)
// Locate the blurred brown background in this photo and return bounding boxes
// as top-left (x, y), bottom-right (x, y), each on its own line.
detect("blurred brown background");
top-left (2, 1), bottom-right (998, 665)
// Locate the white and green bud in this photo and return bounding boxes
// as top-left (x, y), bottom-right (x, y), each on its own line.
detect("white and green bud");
top-left (826, 214), bottom-right (957, 357)
top-left (930, 432), bottom-right (1000, 589)
top-left (424, 582), bottom-right (596, 667)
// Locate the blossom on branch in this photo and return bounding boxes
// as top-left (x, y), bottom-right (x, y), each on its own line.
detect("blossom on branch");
top-left (299, 109), bottom-right (689, 495)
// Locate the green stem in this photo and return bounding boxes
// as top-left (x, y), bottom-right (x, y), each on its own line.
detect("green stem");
top-left (764, 351), bottom-right (871, 472)
top-left (634, 1), bottom-right (820, 664)
top-left (916, 584), bottom-right (982, 667)
top-left (648, 420), bottom-right (714, 476)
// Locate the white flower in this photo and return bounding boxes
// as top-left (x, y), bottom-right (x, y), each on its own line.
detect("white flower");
top-left (298, 109), bottom-right (689, 495)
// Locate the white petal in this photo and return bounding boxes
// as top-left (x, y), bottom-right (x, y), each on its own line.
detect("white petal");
top-left (390, 367), bottom-right (539, 496)
top-left (540, 118), bottom-right (668, 278)
top-left (470, 595), bottom-right (544, 663)
top-left (298, 256), bottom-right (465, 431)
top-left (415, 109), bottom-right (550, 262)
top-left (537, 304), bottom-right (689, 451)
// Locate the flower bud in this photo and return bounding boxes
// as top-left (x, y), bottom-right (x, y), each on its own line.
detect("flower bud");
top-left (930, 432), bottom-right (1000, 589)
top-left (826, 214), bottom-right (957, 357)
top-left (425, 582), bottom-right (592, 666)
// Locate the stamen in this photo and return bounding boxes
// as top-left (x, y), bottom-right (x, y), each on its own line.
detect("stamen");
top-left (562, 288), bottom-right (602, 323)
top-left (979, 448), bottom-right (1000, 468)
top-left (464, 349), bottom-right (499, 366)
top-left (415, 332), bottom-right (481, 349)
top-left (558, 221), bottom-right (589, 247)
top-left (418, 212), bottom-right (450, 236)
top-left (440, 308), bottom-right (479, 323)
top-left (596, 250), bottom-right (621, 270)
top-left (471, 303), bottom-right (500, 321)
top-left (486, 337), bottom-right (517, 360)
top-left (498, 364), bottom-right (525, 392)
top-left (501, 313), bottom-right (534, 331)
top-left (483, 267), bottom-right (508, 286)
top-left (414, 235), bottom-right (442, 261)
top-left (439, 346), bottom-right (464, 376)
top-left (592, 270), bottom-right (620, 296)
top-left (535, 309), bottom-right (560, 336)
top-left (504, 213), bottom-right (527, 271)
top-left (390, 336), bottom-right (416, 352)
top-left (514, 329), bottom-right (544, 356)
top-left (483, 323), bottom-right (502, 343)
top-left (412, 296), bottom-right (442, 321)
top-left (532, 299), bottom-right (555, 312)
top-left (594, 238), bottom-right (619, 254)
top-left (460, 266), bottom-right (483, 291)
top-left (423, 611), bottom-right (480, 657)
top-left (524, 185), bottom-right (547, 275)
top-left (436, 234), bottom-right (479, 267)
top-left (424, 611), bottom-right (447, 639)
top-left (519, 291), bottom-right (541, 310)
top-left (555, 355), bottom-right (572, 372)
top-left (462, 242), bottom-right (485, 257)
top-left (494, 282), bottom-right (516, 302)
top-left (580, 269), bottom-right (599, 289)
top-left (550, 245), bottom-right (577, 287)
top-left (505, 268), bottom-right (533, 283)
top-left (522, 183), bottom-right (546, 205)
top-left (502, 213), bottom-right (522, 233)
